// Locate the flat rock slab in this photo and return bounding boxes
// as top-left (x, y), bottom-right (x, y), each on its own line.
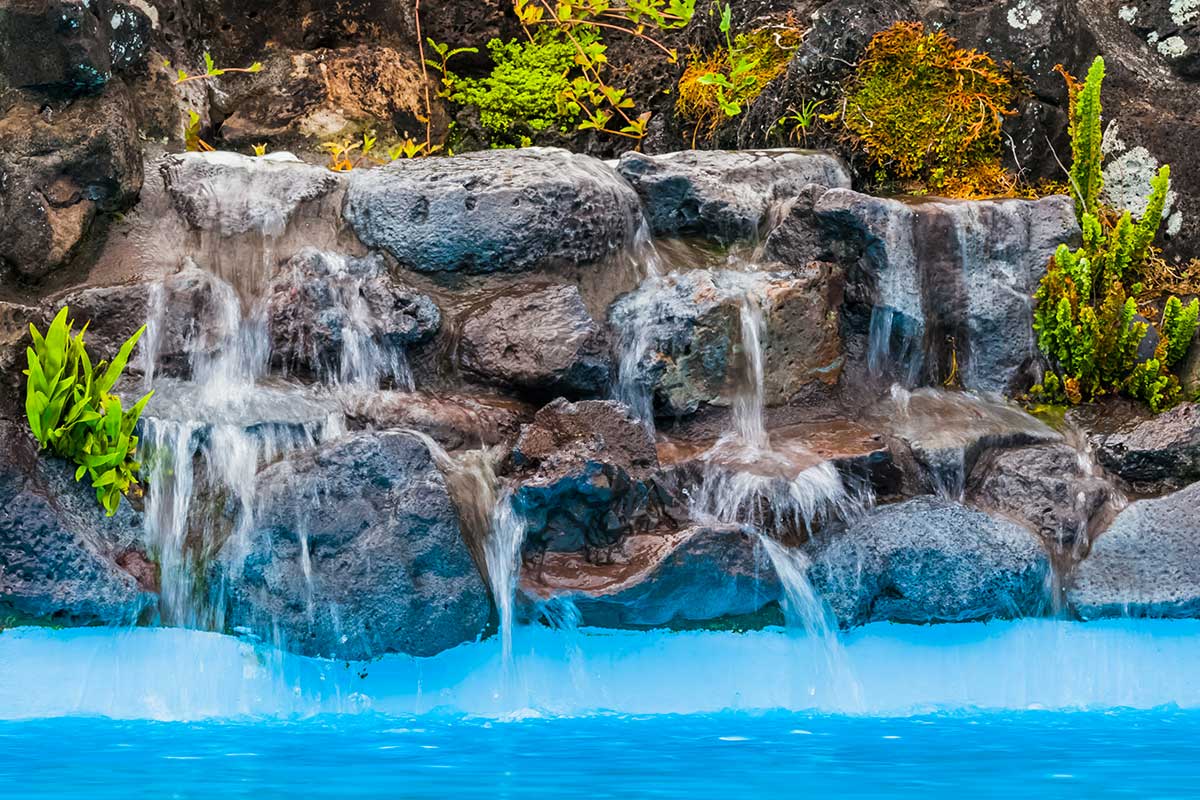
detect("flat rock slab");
top-left (345, 147), bottom-right (640, 275)
top-left (1067, 399), bottom-right (1200, 492)
top-left (617, 149), bottom-right (850, 243)
top-left (1069, 482), bottom-right (1200, 620)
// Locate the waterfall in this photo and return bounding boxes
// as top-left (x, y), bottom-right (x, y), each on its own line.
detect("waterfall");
top-left (486, 493), bottom-right (528, 668)
top-left (613, 221), bottom-right (666, 432)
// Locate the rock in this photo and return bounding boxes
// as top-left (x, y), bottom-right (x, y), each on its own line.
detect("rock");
top-left (344, 147), bottom-right (640, 275)
top-left (162, 151), bottom-right (341, 237)
top-left (1067, 399), bottom-right (1200, 493)
top-left (510, 399), bottom-right (662, 555)
top-left (521, 525), bottom-right (779, 628)
top-left (967, 443), bottom-right (1116, 554)
top-left (0, 83), bottom-right (142, 282)
top-left (343, 391), bottom-right (533, 452)
top-left (0, 0), bottom-right (112, 94)
top-left (609, 264), bottom-right (844, 417)
top-left (217, 44), bottom-right (444, 149)
top-left (103, 1), bottom-right (152, 72)
top-left (1069, 482), bottom-right (1200, 619)
top-left (815, 189), bottom-right (1078, 394)
top-left (265, 248), bottom-right (440, 382)
top-left (615, 149), bottom-right (851, 243)
top-left (738, 0), bottom-right (918, 149)
top-left (808, 496), bottom-right (1052, 627)
top-left (458, 283), bottom-right (612, 399)
top-left (217, 430), bottom-right (490, 660)
top-left (0, 420), bottom-right (155, 626)
top-left (867, 388), bottom-right (1061, 498)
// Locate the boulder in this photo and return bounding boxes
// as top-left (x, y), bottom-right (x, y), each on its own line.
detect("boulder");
top-left (521, 525), bottom-right (780, 628)
top-left (615, 149), bottom-right (851, 243)
top-left (0, 83), bottom-right (142, 283)
top-left (344, 147), bottom-right (641, 275)
top-left (0, 0), bottom-right (112, 94)
top-left (966, 443), bottom-right (1116, 554)
top-left (458, 283), bottom-right (612, 399)
top-left (216, 430), bottom-right (491, 660)
top-left (265, 248), bottom-right (440, 382)
top-left (1069, 482), bottom-right (1200, 619)
top-left (1067, 399), bottom-right (1200, 493)
top-left (510, 399), bottom-right (663, 556)
top-left (815, 189), bottom-right (1078, 394)
top-left (162, 151), bottom-right (342, 237)
top-left (808, 496), bottom-right (1052, 627)
top-left (609, 264), bottom-right (844, 417)
top-left (0, 421), bottom-right (156, 626)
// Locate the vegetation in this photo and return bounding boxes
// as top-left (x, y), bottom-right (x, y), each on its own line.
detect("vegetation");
top-left (432, 0), bottom-right (696, 148)
top-left (1030, 57), bottom-right (1197, 412)
top-left (23, 307), bottom-right (153, 515)
top-left (168, 52), bottom-right (263, 153)
top-left (676, 4), bottom-right (801, 144)
top-left (832, 22), bottom-right (1021, 198)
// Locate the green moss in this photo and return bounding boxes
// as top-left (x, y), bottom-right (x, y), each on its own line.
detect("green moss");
top-left (447, 32), bottom-right (579, 146)
top-left (836, 22), bottom-right (1020, 198)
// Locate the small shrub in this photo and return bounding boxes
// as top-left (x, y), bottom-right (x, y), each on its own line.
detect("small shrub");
top-left (1030, 56), bottom-right (1197, 412)
top-left (834, 21), bottom-right (1020, 198)
top-left (24, 307), bottom-right (153, 515)
top-left (676, 5), bottom-right (802, 143)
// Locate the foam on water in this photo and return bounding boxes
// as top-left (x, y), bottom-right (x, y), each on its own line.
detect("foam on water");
top-left (2, 620), bottom-right (1199, 721)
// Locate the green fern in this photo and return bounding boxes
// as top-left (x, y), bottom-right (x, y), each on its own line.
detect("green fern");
top-left (1070, 56), bottom-right (1105, 221)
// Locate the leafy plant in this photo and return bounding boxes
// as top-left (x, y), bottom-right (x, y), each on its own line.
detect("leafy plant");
top-left (184, 110), bottom-right (214, 153)
top-left (24, 307), bottom-right (153, 515)
top-left (170, 51), bottom-right (263, 85)
top-left (1030, 56), bottom-right (1197, 412)
top-left (252, 143), bottom-right (268, 157)
top-left (436, 0), bottom-right (696, 145)
top-left (771, 98), bottom-right (826, 146)
top-left (832, 21), bottom-right (1020, 198)
top-left (677, 6), bottom-right (801, 144)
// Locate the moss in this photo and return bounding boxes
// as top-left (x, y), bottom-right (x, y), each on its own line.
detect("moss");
top-left (448, 32), bottom-right (579, 147)
top-left (676, 24), bottom-right (803, 142)
top-left (836, 22), bottom-right (1020, 198)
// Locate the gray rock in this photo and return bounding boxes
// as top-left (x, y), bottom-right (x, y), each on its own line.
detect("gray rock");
top-left (609, 264), bottom-right (844, 417)
top-left (458, 283), bottom-right (612, 398)
top-left (266, 248), bottom-right (440, 381)
top-left (616, 149), bottom-right (851, 243)
top-left (522, 525), bottom-right (779, 628)
top-left (217, 430), bottom-right (490, 660)
top-left (1069, 482), bottom-right (1200, 619)
top-left (815, 189), bottom-right (1078, 395)
top-left (808, 496), bottom-right (1052, 627)
top-left (344, 147), bottom-right (640, 275)
top-left (967, 443), bottom-right (1116, 554)
top-left (343, 390), bottom-right (533, 452)
top-left (0, 420), bottom-right (156, 626)
top-left (162, 151), bottom-right (341, 237)
top-left (1067, 400), bottom-right (1200, 493)
top-left (0, 82), bottom-right (142, 282)
top-left (511, 399), bottom-right (662, 555)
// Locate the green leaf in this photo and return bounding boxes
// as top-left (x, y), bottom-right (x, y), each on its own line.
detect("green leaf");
top-left (97, 325), bottom-right (146, 395)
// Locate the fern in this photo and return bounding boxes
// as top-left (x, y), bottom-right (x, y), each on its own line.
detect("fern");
top-left (1070, 56), bottom-right (1105, 220)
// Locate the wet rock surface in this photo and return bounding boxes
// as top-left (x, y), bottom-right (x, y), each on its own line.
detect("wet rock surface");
top-left (1067, 400), bottom-right (1200, 493)
top-left (266, 248), bottom-right (440, 380)
top-left (1069, 482), bottom-right (1200, 620)
top-left (344, 148), bottom-right (640, 275)
top-left (458, 283), bottom-right (612, 399)
top-left (815, 190), bottom-right (1078, 394)
top-left (0, 421), bottom-right (155, 626)
top-left (966, 443), bottom-right (1117, 556)
top-left (808, 496), bottom-right (1052, 627)
top-left (217, 430), bottom-right (491, 660)
top-left (522, 525), bottom-right (779, 628)
top-left (510, 399), bottom-right (664, 556)
top-left (343, 391), bottom-right (532, 452)
top-left (616, 150), bottom-right (851, 244)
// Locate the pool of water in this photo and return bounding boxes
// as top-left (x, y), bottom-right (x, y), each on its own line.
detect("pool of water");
top-left (3, 710), bottom-right (1199, 798)
top-left (2, 620), bottom-right (1199, 797)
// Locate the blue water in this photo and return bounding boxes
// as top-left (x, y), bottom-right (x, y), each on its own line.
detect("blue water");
top-left (4, 620), bottom-right (1200, 797)
top-left (4, 710), bottom-right (1200, 798)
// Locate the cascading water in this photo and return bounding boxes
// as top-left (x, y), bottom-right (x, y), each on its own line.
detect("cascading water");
top-left (613, 221), bottom-right (666, 431)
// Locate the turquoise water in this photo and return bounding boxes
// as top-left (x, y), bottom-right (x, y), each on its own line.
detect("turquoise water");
top-left (4, 711), bottom-right (1200, 798)
top-left (3, 620), bottom-right (1200, 797)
